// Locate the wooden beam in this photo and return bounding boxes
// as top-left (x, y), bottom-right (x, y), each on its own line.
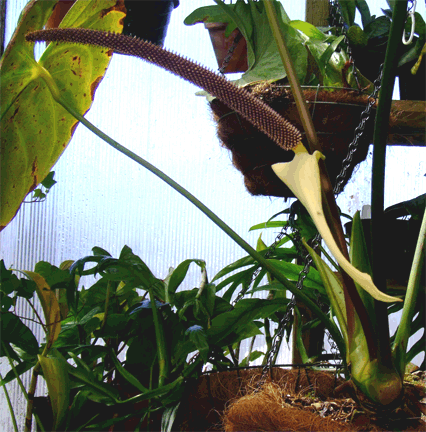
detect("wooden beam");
top-left (305, 0), bottom-right (330, 27)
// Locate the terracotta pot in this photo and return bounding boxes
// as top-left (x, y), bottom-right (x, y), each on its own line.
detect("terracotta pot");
top-left (205, 23), bottom-right (248, 73)
top-left (46, 0), bottom-right (75, 29)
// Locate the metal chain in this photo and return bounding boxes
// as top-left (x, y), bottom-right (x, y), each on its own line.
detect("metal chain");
top-left (333, 64), bottom-right (384, 194)
top-left (219, 31), bottom-right (243, 75)
top-left (259, 214), bottom-right (322, 382)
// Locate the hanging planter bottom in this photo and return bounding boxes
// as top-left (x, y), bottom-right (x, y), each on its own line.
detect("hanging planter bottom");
top-left (210, 84), bottom-right (383, 198)
top-left (178, 367), bottom-right (426, 432)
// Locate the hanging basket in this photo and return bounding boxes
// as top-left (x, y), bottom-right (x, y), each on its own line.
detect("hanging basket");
top-left (211, 84), bottom-right (379, 198)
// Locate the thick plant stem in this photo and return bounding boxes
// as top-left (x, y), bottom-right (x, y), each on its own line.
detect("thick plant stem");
top-left (148, 287), bottom-right (169, 387)
top-left (371, 0), bottom-right (408, 368)
top-left (264, 0), bottom-right (375, 358)
top-left (393, 207), bottom-right (426, 377)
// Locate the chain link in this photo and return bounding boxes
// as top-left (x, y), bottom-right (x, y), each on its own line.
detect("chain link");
top-left (333, 64), bottom-right (384, 194)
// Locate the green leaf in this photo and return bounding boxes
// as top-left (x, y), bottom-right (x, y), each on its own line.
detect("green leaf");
top-left (0, 312), bottom-right (39, 358)
top-left (207, 0), bottom-right (307, 87)
top-left (38, 354), bottom-right (71, 431)
top-left (0, 0), bottom-right (125, 230)
top-left (365, 16), bottom-right (391, 39)
top-left (0, 260), bottom-right (36, 300)
top-left (185, 325), bottom-right (209, 362)
top-left (67, 360), bottom-right (119, 404)
top-left (161, 403), bottom-right (180, 432)
top-left (167, 259), bottom-right (206, 303)
top-left (349, 212), bottom-right (375, 322)
top-left (92, 246), bottom-right (112, 257)
top-left (0, 359), bottom-right (36, 385)
top-left (267, 260), bottom-right (325, 293)
top-left (290, 20), bottom-right (327, 41)
top-left (249, 220), bottom-right (286, 231)
top-left (337, 0), bottom-right (356, 26)
top-left (239, 350), bottom-right (263, 367)
top-left (355, 0), bottom-right (373, 28)
top-left (109, 349), bottom-right (149, 393)
top-left (184, 4), bottom-right (239, 37)
top-left (40, 171), bottom-right (57, 189)
top-left (34, 261), bottom-right (74, 290)
top-left (207, 298), bottom-right (286, 346)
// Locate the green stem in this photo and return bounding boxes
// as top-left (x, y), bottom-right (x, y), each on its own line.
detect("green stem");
top-left (100, 281), bottom-right (111, 332)
top-left (1, 341), bottom-right (29, 400)
top-left (39, 68), bottom-right (346, 366)
top-left (294, 307), bottom-right (310, 364)
top-left (148, 288), bottom-right (168, 387)
top-left (0, 371), bottom-right (19, 432)
top-left (263, 0), bottom-right (319, 152)
top-left (392, 207), bottom-right (426, 376)
top-left (371, 0), bottom-right (408, 368)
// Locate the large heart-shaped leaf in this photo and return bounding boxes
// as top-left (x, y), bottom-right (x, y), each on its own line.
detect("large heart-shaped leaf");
top-left (0, 0), bottom-right (125, 230)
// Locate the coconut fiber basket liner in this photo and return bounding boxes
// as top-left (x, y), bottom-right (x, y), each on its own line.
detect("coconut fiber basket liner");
top-left (210, 84), bottom-right (377, 198)
top-left (178, 367), bottom-right (345, 431)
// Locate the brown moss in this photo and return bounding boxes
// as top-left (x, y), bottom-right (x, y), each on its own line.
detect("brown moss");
top-left (210, 84), bottom-right (378, 198)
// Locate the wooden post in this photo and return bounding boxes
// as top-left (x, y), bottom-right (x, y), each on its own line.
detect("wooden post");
top-left (305, 0), bottom-right (330, 27)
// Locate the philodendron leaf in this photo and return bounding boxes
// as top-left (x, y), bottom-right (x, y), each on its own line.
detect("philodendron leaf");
top-left (0, 312), bottom-right (39, 359)
top-left (272, 143), bottom-right (401, 304)
top-left (38, 354), bottom-right (71, 431)
top-left (0, 0), bottom-right (125, 231)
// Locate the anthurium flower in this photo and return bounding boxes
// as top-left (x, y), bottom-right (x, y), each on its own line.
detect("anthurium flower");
top-left (272, 143), bottom-right (401, 303)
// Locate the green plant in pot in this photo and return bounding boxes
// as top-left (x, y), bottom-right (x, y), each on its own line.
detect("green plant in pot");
top-left (1, 0), bottom-right (425, 430)
top-left (335, 0), bottom-right (426, 100)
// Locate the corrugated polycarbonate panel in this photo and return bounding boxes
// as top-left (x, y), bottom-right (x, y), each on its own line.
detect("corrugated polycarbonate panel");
top-left (1, 1), bottom-right (425, 431)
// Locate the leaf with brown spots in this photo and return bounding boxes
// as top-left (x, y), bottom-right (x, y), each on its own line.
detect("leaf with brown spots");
top-left (0, 0), bottom-right (125, 231)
